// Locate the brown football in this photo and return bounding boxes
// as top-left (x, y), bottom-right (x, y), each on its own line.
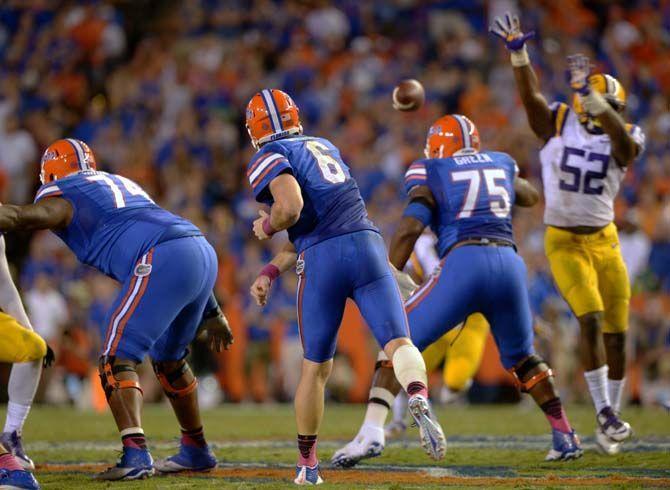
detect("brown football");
top-left (392, 79), bottom-right (425, 112)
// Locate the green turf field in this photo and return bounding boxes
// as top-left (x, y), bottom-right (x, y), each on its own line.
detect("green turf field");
top-left (6, 403), bottom-right (669, 489)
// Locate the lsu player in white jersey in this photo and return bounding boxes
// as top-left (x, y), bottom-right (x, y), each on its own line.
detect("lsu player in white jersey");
top-left (384, 232), bottom-right (489, 438)
top-left (491, 12), bottom-right (645, 454)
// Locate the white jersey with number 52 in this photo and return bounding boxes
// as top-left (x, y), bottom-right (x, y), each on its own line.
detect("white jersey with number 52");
top-left (539, 103), bottom-right (645, 228)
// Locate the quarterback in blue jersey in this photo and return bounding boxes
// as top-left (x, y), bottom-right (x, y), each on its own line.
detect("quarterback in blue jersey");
top-left (245, 89), bottom-right (445, 485)
top-left (0, 139), bottom-right (233, 481)
top-left (333, 114), bottom-right (583, 467)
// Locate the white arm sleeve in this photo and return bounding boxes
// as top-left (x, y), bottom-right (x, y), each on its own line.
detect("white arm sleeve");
top-left (0, 236), bottom-right (33, 330)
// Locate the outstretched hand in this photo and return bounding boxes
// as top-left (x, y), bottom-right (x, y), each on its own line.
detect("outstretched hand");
top-left (490, 12), bottom-right (535, 51)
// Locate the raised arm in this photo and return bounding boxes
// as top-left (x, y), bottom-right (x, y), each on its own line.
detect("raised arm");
top-left (567, 54), bottom-right (640, 167)
top-left (513, 177), bottom-right (540, 207)
top-left (389, 186), bottom-right (436, 270)
top-left (490, 12), bottom-right (554, 141)
top-left (252, 174), bottom-right (304, 240)
top-left (0, 197), bottom-right (73, 232)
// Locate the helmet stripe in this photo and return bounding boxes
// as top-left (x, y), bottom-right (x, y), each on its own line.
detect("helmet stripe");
top-left (261, 89), bottom-right (283, 132)
top-left (452, 115), bottom-right (471, 148)
top-left (66, 138), bottom-right (87, 170)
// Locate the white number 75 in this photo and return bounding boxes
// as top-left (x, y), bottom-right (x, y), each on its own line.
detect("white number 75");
top-left (451, 168), bottom-right (510, 219)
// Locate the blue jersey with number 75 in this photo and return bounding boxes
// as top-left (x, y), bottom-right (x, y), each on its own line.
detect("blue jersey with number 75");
top-left (34, 171), bottom-right (202, 282)
top-left (247, 135), bottom-right (378, 252)
top-left (404, 150), bottom-right (517, 258)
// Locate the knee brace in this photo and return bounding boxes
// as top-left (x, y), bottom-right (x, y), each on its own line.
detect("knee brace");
top-left (152, 360), bottom-right (198, 399)
top-left (509, 354), bottom-right (553, 393)
top-left (99, 356), bottom-right (143, 400)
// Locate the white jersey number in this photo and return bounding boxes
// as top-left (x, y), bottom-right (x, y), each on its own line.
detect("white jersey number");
top-left (559, 147), bottom-right (609, 195)
top-left (451, 168), bottom-right (510, 219)
top-left (306, 141), bottom-right (347, 184)
top-left (87, 174), bottom-right (154, 208)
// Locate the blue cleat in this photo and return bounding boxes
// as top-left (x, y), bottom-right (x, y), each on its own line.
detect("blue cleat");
top-left (154, 444), bottom-right (217, 473)
top-left (0, 469), bottom-right (40, 489)
top-left (93, 446), bottom-right (154, 481)
top-left (294, 463), bottom-right (323, 485)
top-left (545, 429), bottom-right (583, 461)
top-left (0, 432), bottom-right (34, 471)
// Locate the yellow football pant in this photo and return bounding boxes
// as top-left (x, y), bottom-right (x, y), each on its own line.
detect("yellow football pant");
top-left (0, 311), bottom-right (46, 363)
top-left (421, 313), bottom-right (489, 391)
top-left (545, 223), bottom-right (630, 333)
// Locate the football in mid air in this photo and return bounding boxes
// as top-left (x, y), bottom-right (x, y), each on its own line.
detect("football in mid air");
top-left (392, 79), bottom-right (425, 111)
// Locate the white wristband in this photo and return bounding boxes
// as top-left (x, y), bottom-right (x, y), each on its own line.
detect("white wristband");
top-left (581, 90), bottom-right (609, 116)
top-left (510, 46), bottom-right (530, 67)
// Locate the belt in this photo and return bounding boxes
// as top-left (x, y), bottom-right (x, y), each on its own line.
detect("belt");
top-left (450, 237), bottom-right (516, 253)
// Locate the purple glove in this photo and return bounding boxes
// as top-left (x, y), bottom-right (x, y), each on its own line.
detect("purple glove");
top-left (490, 12), bottom-right (535, 51)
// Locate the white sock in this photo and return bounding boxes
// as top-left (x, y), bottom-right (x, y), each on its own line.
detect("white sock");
top-left (391, 344), bottom-right (427, 394)
top-left (584, 365), bottom-right (611, 413)
top-left (3, 402), bottom-right (31, 434)
top-left (608, 378), bottom-right (626, 413)
top-left (5, 360), bottom-right (41, 434)
top-left (391, 392), bottom-right (408, 424)
top-left (364, 387), bottom-right (395, 428)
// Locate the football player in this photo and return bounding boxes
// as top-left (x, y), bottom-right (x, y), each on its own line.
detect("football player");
top-left (333, 114), bottom-right (583, 467)
top-left (245, 89), bottom-right (445, 485)
top-left (0, 235), bottom-right (46, 472)
top-left (0, 238), bottom-right (50, 490)
top-left (491, 12), bottom-right (643, 454)
top-left (0, 139), bottom-right (233, 481)
top-left (384, 233), bottom-right (490, 439)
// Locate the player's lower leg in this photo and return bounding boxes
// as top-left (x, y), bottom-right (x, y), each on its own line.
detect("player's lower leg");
top-left (0, 444), bottom-right (39, 490)
top-left (509, 354), bottom-right (582, 461)
top-left (332, 355), bottom-right (400, 468)
top-left (94, 357), bottom-right (154, 481)
top-left (578, 313), bottom-right (631, 452)
top-left (293, 358), bottom-right (331, 485)
top-left (152, 359), bottom-right (216, 473)
top-left (1, 360), bottom-right (42, 470)
top-left (384, 338), bottom-right (446, 461)
top-left (598, 331), bottom-right (630, 454)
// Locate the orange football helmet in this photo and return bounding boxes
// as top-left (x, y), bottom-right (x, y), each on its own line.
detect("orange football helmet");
top-left (40, 138), bottom-right (97, 184)
top-left (424, 114), bottom-right (480, 158)
top-left (246, 89), bottom-right (302, 149)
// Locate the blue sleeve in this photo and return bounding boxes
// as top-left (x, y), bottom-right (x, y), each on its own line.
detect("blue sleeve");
top-left (247, 144), bottom-right (293, 201)
top-left (403, 200), bottom-right (432, 226)
top-left (403, 161), bottom-right (428, 195)
top-left (34, 182), bottom-right (64, 203)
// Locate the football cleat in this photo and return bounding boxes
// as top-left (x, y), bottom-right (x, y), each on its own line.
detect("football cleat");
top-left (294, 463), bottom-right (323, 485)
top-left (383, 420), bottom-right (407, 440)
top-left (595, 427), bottom-right (622, 455)
top-left (545, 429), bottom-right (583, 461)
top-left (596, 407), bottom-right (632, 443)
top-left (0, 433), bottom-right (34, 471)
top-left (331, 423), bottom-right (384, 468)
top-left (93, 447), bottom-right (154, 481)
top-left (154, 443), bottom-right (217, 473)
top-left (408, 394), bottom-right (446, 460)
top-left (0, 469), bottom-right (40, 490)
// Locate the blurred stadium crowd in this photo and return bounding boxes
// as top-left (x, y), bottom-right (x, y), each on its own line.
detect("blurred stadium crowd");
top-left (0, 0), bottom-right (669, 409)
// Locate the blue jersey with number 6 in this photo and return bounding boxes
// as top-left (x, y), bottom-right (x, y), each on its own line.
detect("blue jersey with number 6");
top-left (34, 171), bottom-right (202, 282)
top-left (404, 150), bottom-right (517, 258)
top-left (247, 135), bottom-right (377, 252)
